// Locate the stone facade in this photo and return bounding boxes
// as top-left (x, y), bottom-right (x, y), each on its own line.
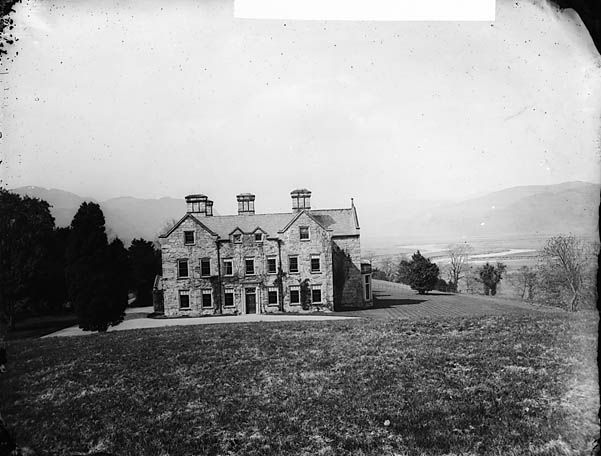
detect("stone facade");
top-left (332, 236), bottom-right (364, 310)
top-left (156, 190), bottom-right (372, 317)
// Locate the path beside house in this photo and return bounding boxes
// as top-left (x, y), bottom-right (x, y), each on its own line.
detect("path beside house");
top-left (43, 280), bottom-right (553, 338)
top-left (43, 312), bottom-right (357, 338)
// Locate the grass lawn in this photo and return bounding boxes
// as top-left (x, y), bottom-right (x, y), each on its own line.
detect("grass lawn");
top-left (0, 312), bottom-right (598, 456)
top-left (5, 313), bottom-right (79, 340)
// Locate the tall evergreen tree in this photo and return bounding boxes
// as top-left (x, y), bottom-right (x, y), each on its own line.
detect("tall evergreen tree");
top-left (128, 238), bottom-right (161, 307)
top-left (397, 259), bottom-right (412, 285)
top-left (32, 226), bottom-right (71, 314)
top-left (0, 189), bottom-right (55, 328)
top-left (65, 202), bottom-right (127, 332)
top-left (108, 237), bottom-right (131, 309)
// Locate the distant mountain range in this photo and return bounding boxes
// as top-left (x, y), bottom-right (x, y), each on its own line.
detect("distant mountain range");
top-left (429, 181), bottom-right (598, 237)
top-left (358, 181), bottom-right (600, 247)
top-left (10, 181), bottom-right (600, 246)
top-left (10, 187), bottom-right (187, 243)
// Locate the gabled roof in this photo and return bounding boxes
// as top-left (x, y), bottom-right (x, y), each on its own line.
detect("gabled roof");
top-left (278, 210), bottom-right (332, 234)
top-left (160, 208), bottom-right (360, 240)
top-left (310, 209), bottom-right (360, 236)
top-left (158, 213), bottom-right (219, 238)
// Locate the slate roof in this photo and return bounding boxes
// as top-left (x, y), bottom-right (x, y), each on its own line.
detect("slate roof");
top-left (311, 209), bottom-right (360, 235)
top-left (160, 208), bottom-right (360, 239)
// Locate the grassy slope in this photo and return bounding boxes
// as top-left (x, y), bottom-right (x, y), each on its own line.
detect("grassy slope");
top-left (5, 314), bottom-right (79, 340)
top-left (0, 313), bottom-right (598, 456)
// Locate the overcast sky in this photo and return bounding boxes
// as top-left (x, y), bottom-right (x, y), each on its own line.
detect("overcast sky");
top-left (1, 0), bottom-right (600, 215)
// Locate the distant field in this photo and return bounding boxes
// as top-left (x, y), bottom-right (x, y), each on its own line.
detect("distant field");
top-left (365, 233), bottom-right (598, 262)
top-left (366, 233), bottom-right (599, 300)
top-left (0, 313), bottom-right (598, 455)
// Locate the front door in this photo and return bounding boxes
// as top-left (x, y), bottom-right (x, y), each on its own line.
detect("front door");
top-left (245, 288), bottom-right (257, 314)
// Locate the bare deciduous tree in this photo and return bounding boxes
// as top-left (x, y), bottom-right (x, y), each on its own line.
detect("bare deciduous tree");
top-left (508, 265), bottom-right (537, 301)
top-left (539, 234), bottom-right (593, 312)
top-left (446, 242), bottom-right (473, 292)
top-left (154, 218), bottom-right (179, 247)
top-left (380, 255), bottom-right (402, 282)
top-left (464, 265), bottom-right (479, 294)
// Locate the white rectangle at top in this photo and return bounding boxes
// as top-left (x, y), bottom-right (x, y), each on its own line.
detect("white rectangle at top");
top-left (234, 0), bottom-right (496, 21)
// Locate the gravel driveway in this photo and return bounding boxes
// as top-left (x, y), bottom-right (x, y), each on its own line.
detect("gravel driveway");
top-left (43, 280), bottom-right (553, 337)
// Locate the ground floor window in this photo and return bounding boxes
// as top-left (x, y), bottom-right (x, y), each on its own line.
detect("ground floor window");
top-left (364, 274), bottom-right (372, 301)
top-left (268, 287), bottom-right (278, 306)
top-left (179, 290), bottom-right (190, 309)
top-left (311, 285), bottom-right (322, 303)
top-left (224, 290), bottom-right (235, 307)
top-left (290, 286), bottom-right (300, 305)
top-left (201, 289), bottom-right (212, 308)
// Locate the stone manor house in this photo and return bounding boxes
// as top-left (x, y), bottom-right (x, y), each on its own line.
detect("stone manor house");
top-left (154, 189), bottom-right (372, 317)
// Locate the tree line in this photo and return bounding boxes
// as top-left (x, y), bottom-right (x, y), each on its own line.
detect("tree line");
top-left (371, 235), bottom-right (598, 311)
top-left (0, 189), bottom-right (162, 332)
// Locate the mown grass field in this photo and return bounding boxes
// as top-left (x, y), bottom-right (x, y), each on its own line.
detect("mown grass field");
top-left (0, 312), bottom-right (598, 456)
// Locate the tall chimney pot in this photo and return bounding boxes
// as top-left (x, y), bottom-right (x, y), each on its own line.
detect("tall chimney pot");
top-left (185, 194), bottom-right (210, 216)
top-left (237, 193), bottom-right (255, 215)
top-left (291, 189), bottom-right (311, 212)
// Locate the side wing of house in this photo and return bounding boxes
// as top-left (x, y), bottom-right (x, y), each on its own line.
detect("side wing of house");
top-left (159, 215), bottom-right (219, 317)
top-left (278, 211), bottom-right (334, 311)
top-left (331, 236), bottom-right (368, 309)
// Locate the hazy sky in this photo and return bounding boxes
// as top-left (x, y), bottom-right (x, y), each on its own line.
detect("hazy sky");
top-left (1, 0), bottom-right (600, 215)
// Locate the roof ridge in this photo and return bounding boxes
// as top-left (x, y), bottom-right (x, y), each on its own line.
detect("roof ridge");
top-left (311, 208), bottom-right (353, 212)
top-left (203, 211), bottom-right (295, 218)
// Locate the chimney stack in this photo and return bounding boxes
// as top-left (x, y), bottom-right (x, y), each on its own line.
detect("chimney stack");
top-left (291, 189), bottom-right (311, 212)
top-left (237, 193), bottom-right (255, 215)
top-left (185, 194), bottom-right (210, 216)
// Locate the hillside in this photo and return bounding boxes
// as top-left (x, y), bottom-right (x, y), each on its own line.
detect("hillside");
top-left (420, 181), bottom-right (599, 239)
top-left (10, 187), bottom-right (186, 243)
top-left (11, 181), bottom-right (600, 246)
top-left (360, 181), bottom-right (600, 247)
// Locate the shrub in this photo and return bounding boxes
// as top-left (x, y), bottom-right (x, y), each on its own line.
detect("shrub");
top-left (434, 278), bottom-right (449, 292)
top-left (407, 251), bottom-right (440, 295)
top-left (477, 262), bottom-right (506, 296)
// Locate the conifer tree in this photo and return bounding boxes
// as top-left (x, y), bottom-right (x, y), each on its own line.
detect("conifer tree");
top-left (107, 237), bottom-right (131, 312)
top-left (66, 202), bottom-right (127, 331)
top-left (128, 238), bottom-right (161, 307)
top-left (407, 251), bottom-right (440, 295)
top-left (0, 190), bottom-right (55, 328)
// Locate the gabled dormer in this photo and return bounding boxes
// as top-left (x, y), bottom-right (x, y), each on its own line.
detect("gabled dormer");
top-left (251, 227), bottom-right (268, 243)
top-left (229, 227), bottom-right (244, 244)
